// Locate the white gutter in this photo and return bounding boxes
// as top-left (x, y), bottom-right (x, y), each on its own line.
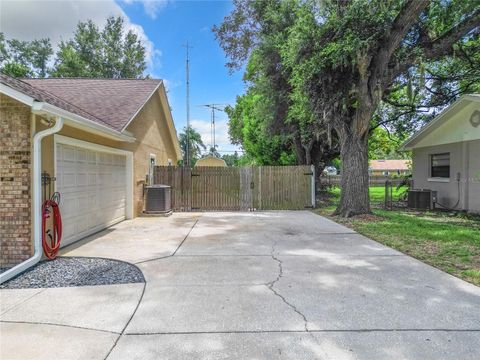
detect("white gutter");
top-left (1, 84), bottom-right (135, 143)
top-left (0, 116), bottom-right (64, 284)
top-left (33, 102), bottom-right (135, 143)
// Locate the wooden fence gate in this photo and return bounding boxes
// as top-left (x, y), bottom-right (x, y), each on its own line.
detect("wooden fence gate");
top-left (153, 165), bottom-right (315, 211)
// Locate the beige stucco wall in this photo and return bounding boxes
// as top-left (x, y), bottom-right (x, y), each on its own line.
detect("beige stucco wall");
top-left (412, 140), bottom-right (480, 213)
top-left (38, 89), bottom-right (180, 217)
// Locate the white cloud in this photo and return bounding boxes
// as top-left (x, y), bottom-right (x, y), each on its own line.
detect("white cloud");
top-left (0, 0), bottom-right (161, 75)
top-left (190, 118), bottom-right (239, 154)
top-left (162, 78), bottom-right (181, 92)
top-left (121, 0), bottom-right (170, 19)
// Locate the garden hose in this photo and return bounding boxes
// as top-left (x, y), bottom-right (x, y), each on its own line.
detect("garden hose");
top-left (42, 193), bottom-right (62, 260)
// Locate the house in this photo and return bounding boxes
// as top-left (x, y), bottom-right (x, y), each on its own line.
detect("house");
top-left (369, 159), bottom-right (411, 176)
top-left (402, 94), bottom-right (480, 213)
top-left (195, 155), bottom-right (227, 167)
top-left (0, 75), bottom-right (182, 271)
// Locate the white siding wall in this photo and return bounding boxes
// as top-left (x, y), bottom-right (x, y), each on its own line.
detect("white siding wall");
top-left (412, 142), bottom-right (464, 210)
top-left (412, 140), bottom-right (480, 213)
top-left (467, 140), bottom-right (480, 213)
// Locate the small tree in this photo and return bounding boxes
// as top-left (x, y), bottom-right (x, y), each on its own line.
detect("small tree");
top-left (0, 33), bottom-right (52, 77)
top-left (178, 126), bottom-right (206, 167)
top-left (52, 16), bottom-right (146, 78)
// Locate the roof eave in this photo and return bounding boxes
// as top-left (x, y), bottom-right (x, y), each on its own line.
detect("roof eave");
top-left (400, 94), bottom-right (480, 151)
top-left (1, 82), bottom-right (135, 142)
top-left (0, 83), bottom-right (35, 106)
top-left (32, 102), bottom-right (136, 143)
top-left (122, 82), bottom-right (182, 160)
top-left (121, 81), bottom-right (162, 132)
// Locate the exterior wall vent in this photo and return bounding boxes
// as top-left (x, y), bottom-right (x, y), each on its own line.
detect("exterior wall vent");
top-left (145, 185), bottom-right (172, 214)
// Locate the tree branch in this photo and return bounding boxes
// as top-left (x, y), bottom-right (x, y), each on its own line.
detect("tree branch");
top-left (384, 0), bottom-right (430, 62)
top-left (371, 0), bottom-right (429, 88)
top-left (422, 9), bottom-right (480, 60)
top-left (388, 8), bottom-right (480, 82)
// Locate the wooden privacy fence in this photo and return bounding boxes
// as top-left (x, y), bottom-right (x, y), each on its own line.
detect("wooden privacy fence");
top-left (153, 165), bottom-right (315, 211)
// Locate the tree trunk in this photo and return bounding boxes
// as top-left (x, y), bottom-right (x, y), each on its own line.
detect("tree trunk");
top-left (305, 150), bottom-right (312, 165)
top-left (293, 134), bottom-right (306, 164)
top-left (333, 132), bottom-right (371, 217)
top-left (303, 139), bottom-right (314, 165)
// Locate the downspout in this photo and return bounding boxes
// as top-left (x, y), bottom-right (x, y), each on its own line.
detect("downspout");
top-left (0, 115), bottom-right (64, 284)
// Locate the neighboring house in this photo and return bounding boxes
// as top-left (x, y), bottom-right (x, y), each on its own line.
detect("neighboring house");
top-left (195, 155), bottom-right (227, 167)
top-left (402, 94), bottom-right (480, 213)
top-left (0, 74), bottom-right (181, 268)
top-left (369, 159), bottom-right (411, 176)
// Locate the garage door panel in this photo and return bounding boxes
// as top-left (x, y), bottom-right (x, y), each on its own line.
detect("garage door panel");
top-left (62, 145), bottom-right (76, 162)
top-left (76, 214), bottom-right (90, 234)
top-left (60, 193), bottom-right (78, 218)
top-left (56, 142), bottom-right (127, 247)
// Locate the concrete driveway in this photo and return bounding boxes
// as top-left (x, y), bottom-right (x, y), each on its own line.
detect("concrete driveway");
top-left (1, 211), bottom-right (479, 359)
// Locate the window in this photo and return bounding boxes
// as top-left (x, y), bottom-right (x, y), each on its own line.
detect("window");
top-left (431, 153), bottom-right (450, 178)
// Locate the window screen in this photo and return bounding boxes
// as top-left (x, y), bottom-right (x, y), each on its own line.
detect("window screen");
top-left (431, 153), bottom-right (450, 178)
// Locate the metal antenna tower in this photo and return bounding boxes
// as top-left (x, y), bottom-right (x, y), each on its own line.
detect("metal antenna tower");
top-left (199, 104), bottom-right (226, 154)
top-left (182, 41), bottom-right (193, 166)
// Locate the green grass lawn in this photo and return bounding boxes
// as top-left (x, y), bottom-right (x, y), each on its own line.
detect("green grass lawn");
top-left (316, 187), bottom-right (480, 286)
top-left (328, 185), bottom-right (405, 204)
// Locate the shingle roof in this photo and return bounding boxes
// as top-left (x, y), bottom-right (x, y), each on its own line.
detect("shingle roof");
top-left (21, 78), bottom-right (162, 131)
top-left (369, 159), bottom-right (410, 171)
top-left (0, 74), bottom-right (116, 128)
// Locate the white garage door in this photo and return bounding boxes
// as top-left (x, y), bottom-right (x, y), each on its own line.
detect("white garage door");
top-left (56, 142), bottom-right (127, 247)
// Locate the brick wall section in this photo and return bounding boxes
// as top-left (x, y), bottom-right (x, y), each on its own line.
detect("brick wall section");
top-left (0, 94), bottom-right (32, 267)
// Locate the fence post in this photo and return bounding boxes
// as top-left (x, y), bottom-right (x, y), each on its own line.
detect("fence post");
top-left (384, 180), bottom-right (393, 210)
top-left (311, 165), bottom-right (316, 208)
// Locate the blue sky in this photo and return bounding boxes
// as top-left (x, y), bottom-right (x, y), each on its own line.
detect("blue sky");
top-left (1, 0), bottom-right (244, 153)
top-left (118, 0), bottom-right (244, 153)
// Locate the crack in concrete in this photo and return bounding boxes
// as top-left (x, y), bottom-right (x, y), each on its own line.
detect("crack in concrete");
top-left (0, 319), bottom-right (120, 334)
top-left (266, 241), bottom-right (309, 332)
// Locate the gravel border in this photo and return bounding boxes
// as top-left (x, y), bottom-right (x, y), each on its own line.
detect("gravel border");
top-left (0, 257), bottom-right (145, 289)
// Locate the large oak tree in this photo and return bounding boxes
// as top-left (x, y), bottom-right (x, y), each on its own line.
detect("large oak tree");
top-left (215, 0), bottom-right (479, 217)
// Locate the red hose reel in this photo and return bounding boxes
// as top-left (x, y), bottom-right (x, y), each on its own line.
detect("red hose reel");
top-left (42, 197), bottom-right (62, 260)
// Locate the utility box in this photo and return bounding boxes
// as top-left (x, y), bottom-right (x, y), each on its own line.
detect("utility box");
top-left (145, 184), bottom-right (172, 214)
top-left (407, 189), bottom-right (437, 210)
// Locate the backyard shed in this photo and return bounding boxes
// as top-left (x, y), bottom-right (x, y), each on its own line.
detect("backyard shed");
top-left (195, 155), bottom-right (227, 167)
